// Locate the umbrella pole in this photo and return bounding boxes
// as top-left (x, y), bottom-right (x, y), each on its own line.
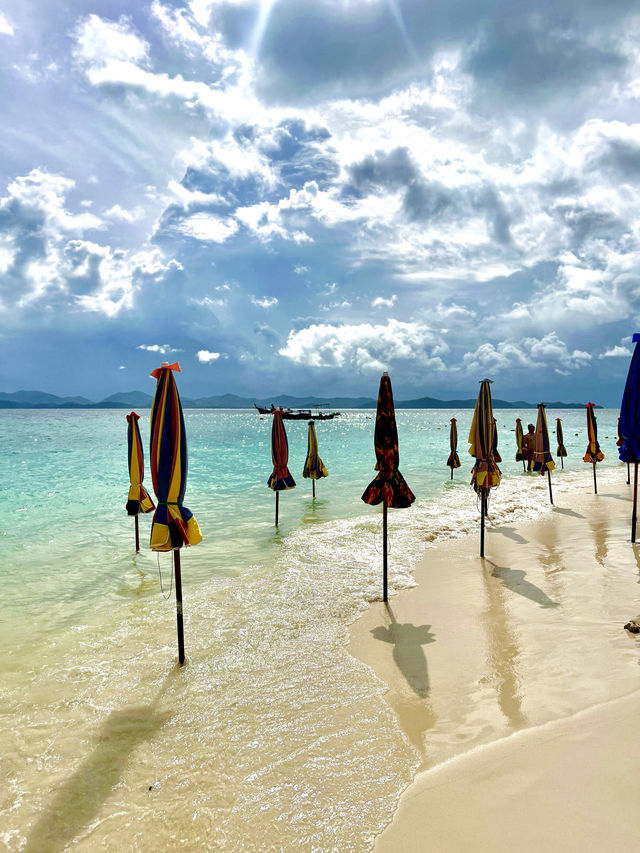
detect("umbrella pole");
top-left (522, 460), bottom-right (526, 473)
top-left (627, 462), bottom-right (630, 485)
top-left (174, 549), bottom-right (185, 665)
top-left (450, 467), bottom-right (453, 480)
top-left (312, 479), bottom-right (316, 499)
top-left (480, 489), bottom-right (486, 558)
top-left (275, 491), bottom-right (279, 526)
top-left (383, 503), bottom-right (388, 602)
top-left (135, 514), bottom-right (140, 553)
top-left (560, 456), bottom-right (563, 470)
top-left (547, 469), bottom-right (553, 505)
top-left (593, 461), bottom-right (598, 494)
top-left (632, 463), bottom-right (638, 544)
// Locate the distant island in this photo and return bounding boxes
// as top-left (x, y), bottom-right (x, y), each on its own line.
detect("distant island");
top-left (0, 389), bottom-right (601, 410)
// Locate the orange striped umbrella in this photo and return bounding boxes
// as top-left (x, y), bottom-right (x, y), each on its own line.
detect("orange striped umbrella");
top-left (515, 418), bottom-right (525, 471)
top-left (583, 402), bottom-right (604, 494)
top-left (267, 409), bottom-right (296, 525)
top-left (468, 379), bottom-right (501, 557)
top-left (556, 418), bottom-right (567, 470)
top-left (126, 411), bottom-right (155, 551)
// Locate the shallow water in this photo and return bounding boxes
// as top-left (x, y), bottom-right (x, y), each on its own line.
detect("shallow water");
top-left (0, 407), bottom-right (628, 851)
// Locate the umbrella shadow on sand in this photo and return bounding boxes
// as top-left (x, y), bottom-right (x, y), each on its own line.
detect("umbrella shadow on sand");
top-left (371, 604), bottom-right (435, 698)
top-left (24, 674), bottom-right (176, 853)
top-left (552, 507), bottom-right (584, 518)
top-left (485, 559), bottom-right (558, 609)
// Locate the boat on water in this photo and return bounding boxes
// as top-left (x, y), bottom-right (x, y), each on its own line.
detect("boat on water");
top-left (253, 403), bottom-right (340, 420)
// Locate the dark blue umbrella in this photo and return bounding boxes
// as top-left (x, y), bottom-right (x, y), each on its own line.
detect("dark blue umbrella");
top-left (619, 333), bottom-right (640, 542)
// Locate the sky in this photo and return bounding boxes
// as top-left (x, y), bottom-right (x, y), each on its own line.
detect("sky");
top-left (0, 0), bottom-right (639, 404)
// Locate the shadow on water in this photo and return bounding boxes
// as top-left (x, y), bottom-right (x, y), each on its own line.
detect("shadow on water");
top-left (370, 604), bottom-right (435, 698)
top-left (485, 559), bottom-right (558, 609)
top-left (493, 526), bottom-right (528, 544)
top-left (589, 517), bottom-right (609, 568)
top-left (24, 674), bottom-right (176, 853)
top-left (598, 493), bottom-right (631, 502)
top-left (552, 507), bottom-right (585, 518)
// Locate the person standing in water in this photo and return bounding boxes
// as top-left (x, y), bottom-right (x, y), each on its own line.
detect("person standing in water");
top-left (522, 423), bottom-right (536, 472)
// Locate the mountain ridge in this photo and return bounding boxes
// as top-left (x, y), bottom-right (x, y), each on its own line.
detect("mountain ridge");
top-left (0, 389), bottom-right (601, 410)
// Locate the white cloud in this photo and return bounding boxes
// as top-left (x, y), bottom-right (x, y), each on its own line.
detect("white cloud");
top-left (137, 343), bottom-right (181, 354)
top-left (105, 204), bottom-right (145, 223)
top-left (176, 213), bottom-right (238, 242)
top-left (0, 12), bottom-right (14, 36)
top-left (372, 294), bottom-right (397, 308)
top-left (279, 319), bottom-right (446, 371)
top-left (599, 345), bottom-right (632, 358)
top-left (73, 15), bottom-right (149, 67)
top-left (196, 349), bottom-right (221, 362)
top-left (463, 333), bottom-right (591, 377)
top-left (294, 264), bottom-right (309, 274)
top-left (251, 295), bottom-right (278, 308)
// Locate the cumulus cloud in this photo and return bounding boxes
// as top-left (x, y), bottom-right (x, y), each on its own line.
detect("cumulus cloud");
top-left (196, 349), bottom-right (222, 362)
top-left (137, 343), bottom-right (181, 354)
top-left (0, 12), bottom-right (14, 36)
top-left (372, 294), bottom-right (396, 308)
top-left (599, 345), bottom-right (632, 358)
top-left (251, 295), bottom-right (278, 308)
top-left (279, 319), bottom-right (447, 372)
top-left (176, 212), bottom-right (239, 242)
top-left (463, 333), bottom-right (591, 377)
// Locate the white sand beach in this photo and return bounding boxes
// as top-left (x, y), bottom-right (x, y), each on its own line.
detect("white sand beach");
top-left (350, 475), bottom-right (640, 852)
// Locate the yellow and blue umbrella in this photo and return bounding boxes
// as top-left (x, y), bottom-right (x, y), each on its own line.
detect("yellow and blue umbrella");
top-left (619, 333), bottom-right (640, 540)
top-left (533, 403), bottom-right (555, 503)
top-left (268, 409), bottom-right (296, 525)
top-left (149, 362), bottom-right (202, 664)
top-left (126, 411), bottom-right (155, 552)
top-left (556, 418), bottom-right (567, 470)
top-left (583, 402), bottom-right (604, 494)
top-left (515, 418), bottom-right (525, 471)
top-left (447, 417), bottom-right (461, 479)
top-left (362, 372), bottom-right (415, 601)
top-left (302, 420), bottom-right (328, 498)
top-left (468, 379), bottom-right (501, 557)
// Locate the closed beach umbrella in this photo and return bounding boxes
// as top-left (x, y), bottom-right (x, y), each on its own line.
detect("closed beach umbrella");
top-left (515, 418), bottom-right (525, 472)
top-left (362, 372), bottom-right (415, 602)
top-left (619, 333), bottom-right (640, 540)
top-left (302, 420), bottom-right (328, 498)
top-left (556, 418), bottom-right (567, 470)
top-left (533, 403), bottom-right (555, 504)
top-left (583, 402), bottom-right (604, 494)
top-left (268, 408), bottom-right (296, 525)
top-left (149, 362), bottom-right (202, 664)
top-left (447, 417), bottom-right (461, 479)
top-left (126, 411), bottom-right (155, 552)
top-left (468, 379), bottom-right (501, 558)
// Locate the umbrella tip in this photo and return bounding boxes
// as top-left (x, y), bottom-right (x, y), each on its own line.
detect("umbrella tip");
top-left (382, 370), bottom-right (389, 376)
top-left (480, 377), bottom-right (493, 383)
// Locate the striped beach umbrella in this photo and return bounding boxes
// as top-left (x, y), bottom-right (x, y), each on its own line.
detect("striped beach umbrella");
top-left (126, 411), bottom-right (155, 552)
top-left (556, 418), bottom-right (567, 470)
top-left (302, 420), bottom-right (328, 498)
top-left (362, 372), bottom-right (415, 601)
top-left (446, 417), bottom-right (461, 479)
top-left (533, 403), bottom-right (555, 504)
top-left (619, 333), bottom-right (640, 540)
top-left (515, 418), bottom-right (525, 471)
top-left (583, 402), bottom-right (604, 493)
top-left (492, 417), bottom-right (502, 463)
top-left (149, 362), bottom-right (202, 664)
top-left (468, 379), bottom-right (501, 557)
top-left (268, 408), bottom-right (296, 525)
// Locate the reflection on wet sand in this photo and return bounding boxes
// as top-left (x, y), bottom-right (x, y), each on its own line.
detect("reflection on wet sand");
top-left (480, 560), bottom-right (527, 730)
top-left (590, 516), bottom-right (609, 568)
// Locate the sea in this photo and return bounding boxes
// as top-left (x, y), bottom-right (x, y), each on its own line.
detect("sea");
top-left (0, 406), bottom-right (632, 851)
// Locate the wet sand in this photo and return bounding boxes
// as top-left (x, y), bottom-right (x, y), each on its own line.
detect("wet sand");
top-left (350, 475), bottom-right (640, 852)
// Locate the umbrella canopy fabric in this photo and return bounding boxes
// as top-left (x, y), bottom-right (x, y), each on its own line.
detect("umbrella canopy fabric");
top-left (515, 418), bottom-right (525, 461)
top-left (362, 373), bottom-right (415, 508)
top-left (126, 411), bottom-right (155, 516)
top-left (267, 410), bottom-right (296, 490)
top-left (556, 418), bottom-right (568, 458)
top-left (583, 403), bottom-right (605, 464)
top-left (302, 421), bottom-right (328, 480)
top-left (619, 334), bottom-right (640, 463)
top-left (617, 417), bottom-right (624, 448)
top-left (447, 418), bottom-right (461, 470)
top-left (492, 417), bottom-right (502, 463)
top-left (468, 380), bottom-right (501, 493)
top-left (149, 363), bottom-right (202, 552)
top-left (533, 404), bottom-right (555, 474)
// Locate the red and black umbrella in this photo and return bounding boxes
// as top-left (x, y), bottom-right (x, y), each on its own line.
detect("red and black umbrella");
top-left (446, 417), bottom-right (461, 480)
top-left (362, 372), bottom-right (415, 601)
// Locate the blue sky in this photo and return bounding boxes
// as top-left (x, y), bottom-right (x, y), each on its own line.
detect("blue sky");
top-left (0, 0), bottom-right (639, 404)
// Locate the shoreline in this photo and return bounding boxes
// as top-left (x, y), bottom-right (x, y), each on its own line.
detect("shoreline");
top-left (349, 472), bottom-right (640, 851)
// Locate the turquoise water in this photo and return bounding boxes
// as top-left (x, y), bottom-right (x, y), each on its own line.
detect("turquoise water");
top-left (0, 406), bottom-right (628, 851)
